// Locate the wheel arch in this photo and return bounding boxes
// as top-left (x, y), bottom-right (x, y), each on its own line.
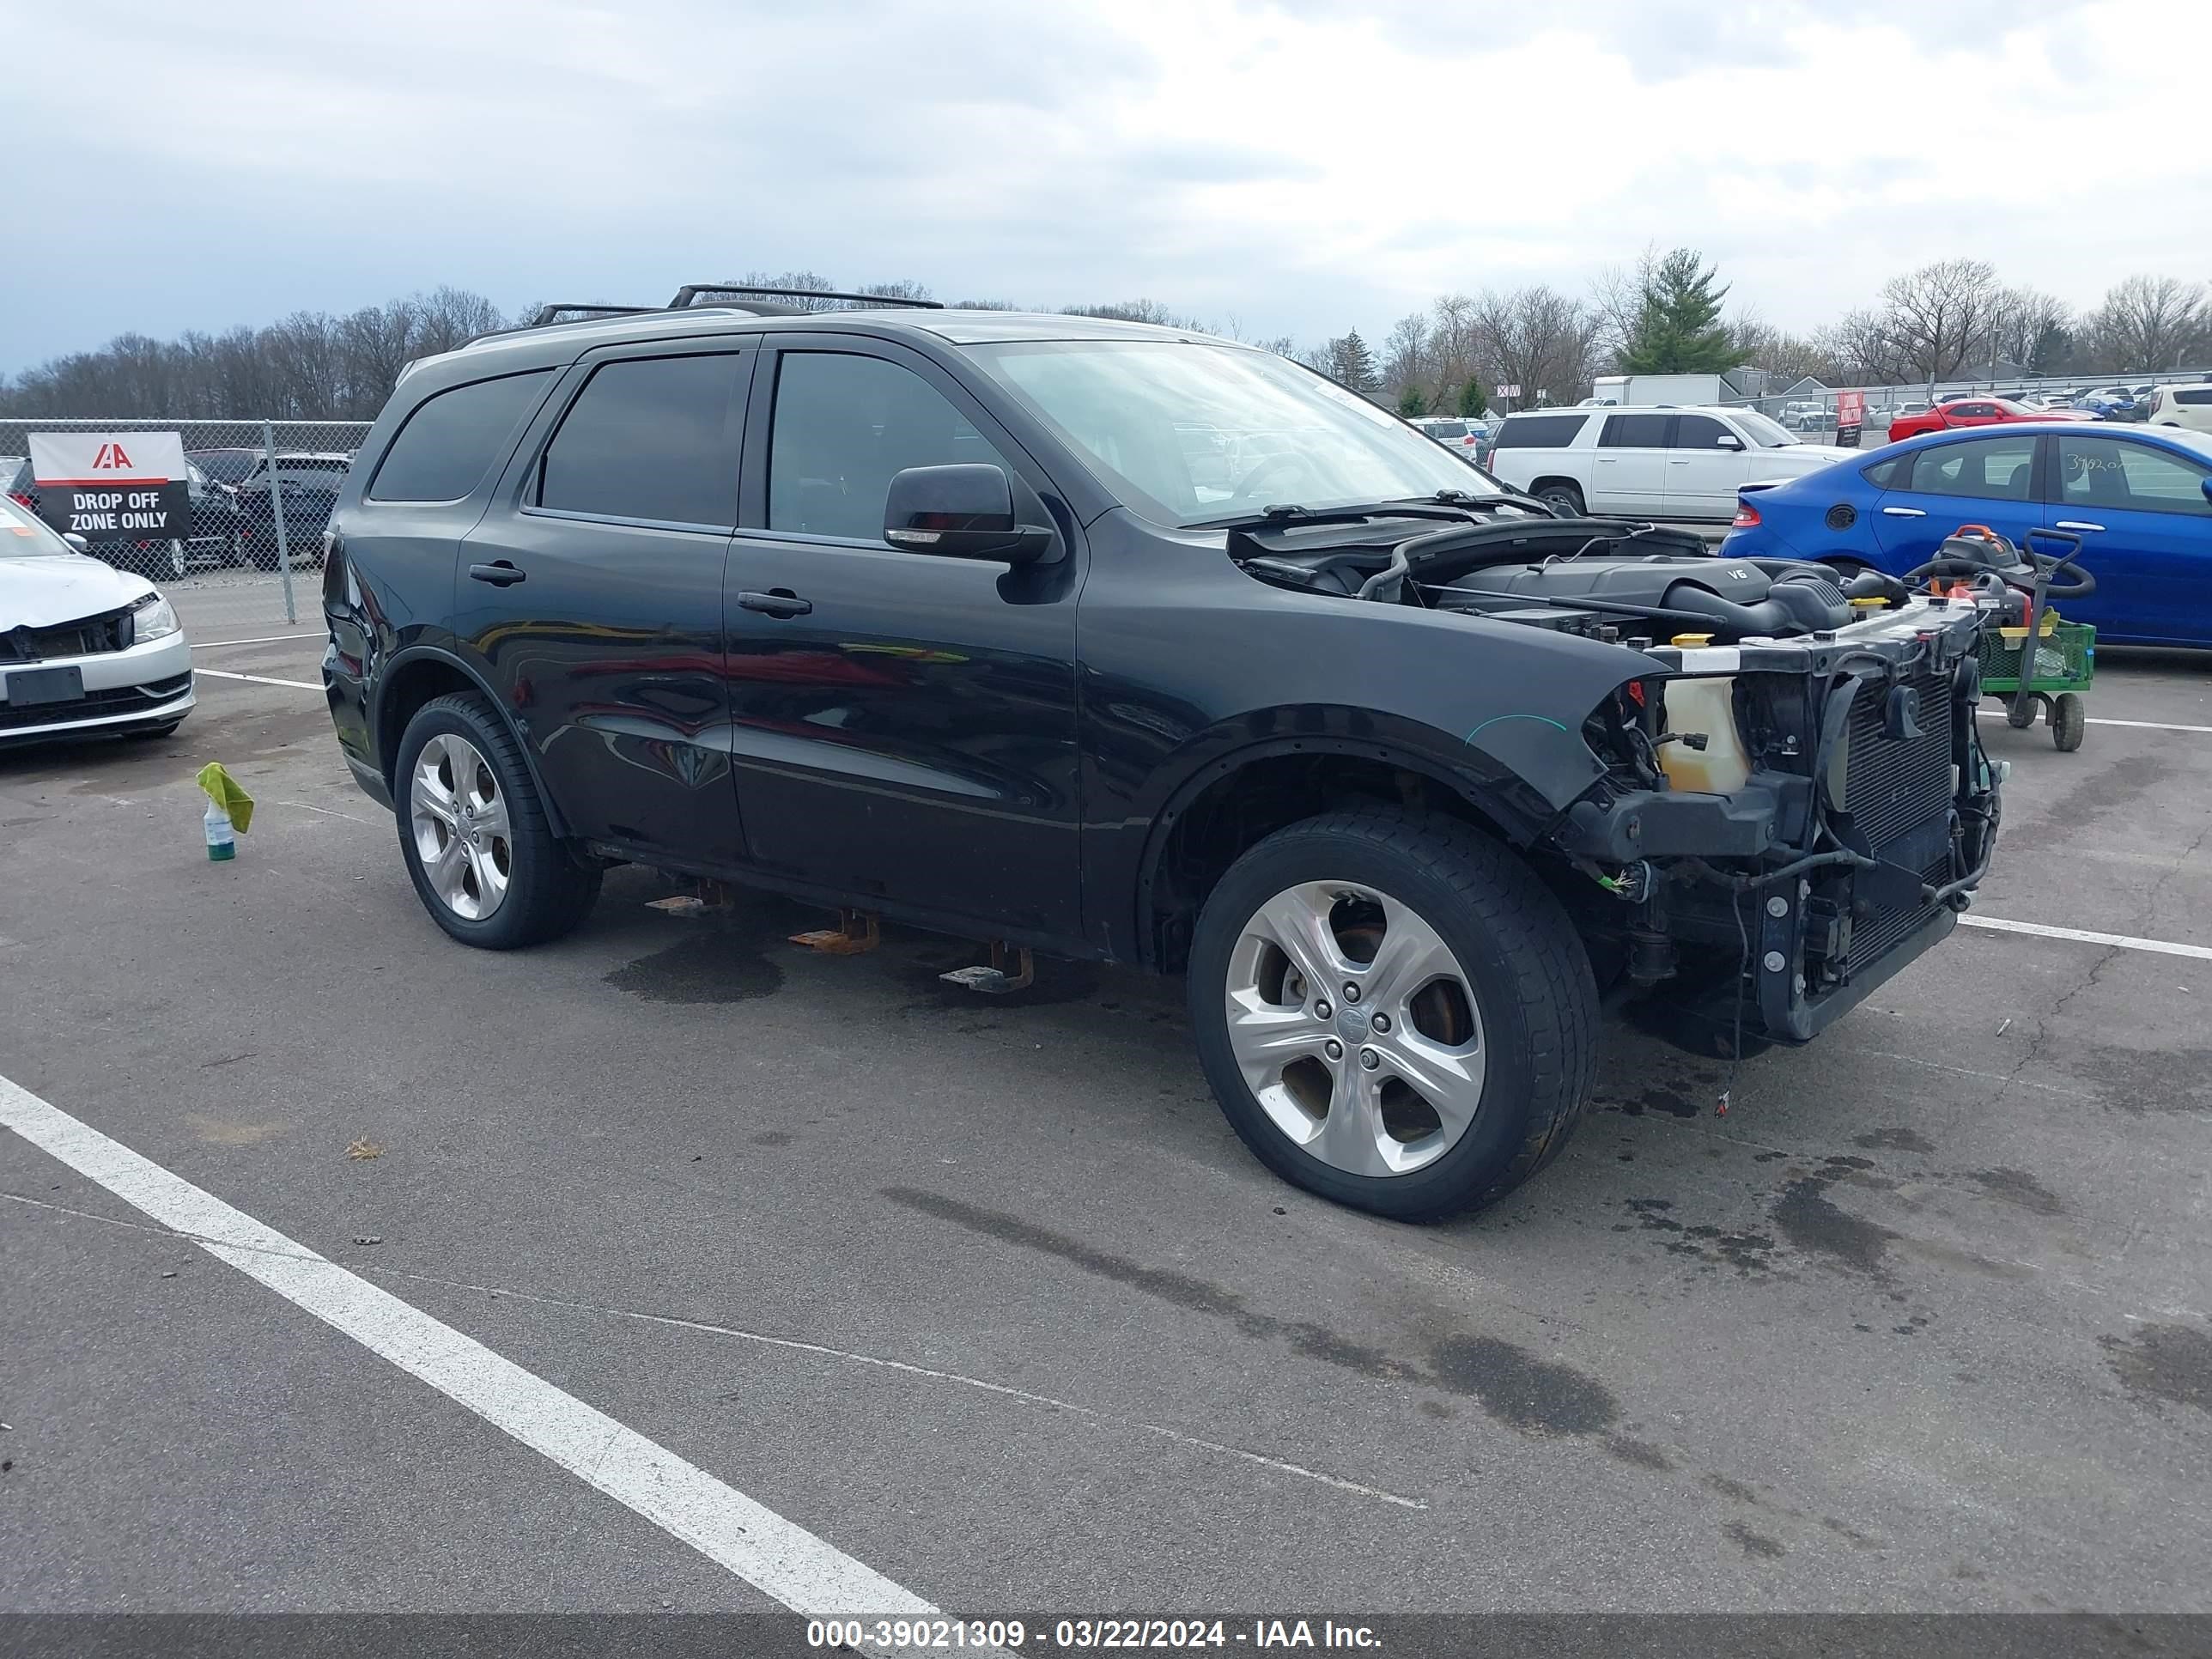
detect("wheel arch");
top-left (1133, 735), bottom-right (1546, 974)
top-left (375, 646), bottom-right (574, 842)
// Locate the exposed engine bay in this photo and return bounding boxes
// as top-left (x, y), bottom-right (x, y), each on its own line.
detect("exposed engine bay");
top-left (1232, 509), bottom-right (2003, 1055)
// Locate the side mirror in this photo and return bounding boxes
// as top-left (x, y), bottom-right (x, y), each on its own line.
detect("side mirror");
top-left (1715, 434), bottom-right (1745, 451)
top-left (64, 532), bottom-right (89, 553)
top-left (883, 464), bottom-right (1053, 564)
top-left (2201, 476), bottom-right (2212, 507)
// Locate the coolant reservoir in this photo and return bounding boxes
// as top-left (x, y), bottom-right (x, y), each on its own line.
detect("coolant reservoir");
top-left (1659, 678), bottom-right (1751, 793)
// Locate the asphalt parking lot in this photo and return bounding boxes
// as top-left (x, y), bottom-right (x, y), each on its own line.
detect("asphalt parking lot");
top-left (3, 576), bottom-right (2209, 1626)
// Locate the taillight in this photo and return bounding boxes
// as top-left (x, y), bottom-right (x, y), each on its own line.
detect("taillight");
top-left (7, 492), bottom-right (33, 507)
top-left (1732, 500), bottom-right (1762, 528)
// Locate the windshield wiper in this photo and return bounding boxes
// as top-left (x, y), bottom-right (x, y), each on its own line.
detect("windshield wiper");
top-left (1390, 489), bottom-right (1557, 517)
top-left (1193, 500), bottom-right (1495, 532)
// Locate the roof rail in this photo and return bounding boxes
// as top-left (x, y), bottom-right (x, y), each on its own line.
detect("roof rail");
top-left (526, 303), bottom-right (656, 327)
top-left (667, 283), bottom-right (942, 310)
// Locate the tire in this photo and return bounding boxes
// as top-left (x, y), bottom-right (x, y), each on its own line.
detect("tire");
top-left (1187, 807), bottom-right (1598, 1223)
top-left (393, 692), bottom-right (600, 949)
top-left (2005, 696), bottom-right (2039, 730)
top-left (1822, 556), bottom-right (1872, 584)
top-left (1534, 481), bottom-right (1585, 519)
top-left (2052, 692), bottom-right (2086, 752)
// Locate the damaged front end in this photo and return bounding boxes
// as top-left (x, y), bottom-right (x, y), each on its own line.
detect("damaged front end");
top-left (1552, 590), bottom-right (2000, 1054)
top-left (1232, 511), bottom-right (2002, 1056)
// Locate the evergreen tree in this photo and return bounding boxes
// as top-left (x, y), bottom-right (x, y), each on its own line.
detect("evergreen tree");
top-left (1328, 329), bottom-right (1380, 391)
top-left (1621, 248), bottom-right (1735, 374)
top-left (1456, 379), bottom-right (1489, 418)
top-left (1396, 383), bottom-right (1428, 417)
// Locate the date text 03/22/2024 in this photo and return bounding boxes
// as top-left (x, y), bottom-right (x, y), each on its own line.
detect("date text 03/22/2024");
top-left (806, 1620), bottom-right (1383, 1650)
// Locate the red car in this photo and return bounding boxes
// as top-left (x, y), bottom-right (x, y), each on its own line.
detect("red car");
top-left (1886, 395), bottom-right (2095, 442)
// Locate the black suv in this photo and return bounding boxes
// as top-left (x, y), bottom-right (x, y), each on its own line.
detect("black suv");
top-left (322, 285), bottom-right (2002, 1220)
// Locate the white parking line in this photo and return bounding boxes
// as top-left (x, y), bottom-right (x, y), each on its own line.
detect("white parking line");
top-left (1962, 915), bottom-right (2212, 961)
top-left (195, 668), bottom-right (322, 691)
top-left (0, 1074), bottom-right (955, 1639)
top-left (2087, 716), bottom-right (2212, 735)
top-left (191, 633), bottom-right (324, 648)
top-left (1975, 710), bottom-right (2212, 735)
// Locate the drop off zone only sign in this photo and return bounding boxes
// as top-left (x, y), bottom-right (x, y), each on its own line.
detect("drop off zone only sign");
top-left (27, 432), bottom-right (190, 542)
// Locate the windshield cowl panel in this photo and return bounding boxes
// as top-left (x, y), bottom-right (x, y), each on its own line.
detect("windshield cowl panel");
top-left (964, 339), bottom-right (1503, 529)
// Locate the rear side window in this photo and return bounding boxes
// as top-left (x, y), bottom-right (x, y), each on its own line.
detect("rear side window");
top-left (535, 354), bottom-right (744, 527)
top-left (2179, 388), bottom-right (2212, 406)
top-left (1906, 436), bottom-right (2036, 501)
top-left (1862, 456), bottom-right (1907, 489)
top-left (1601, 413), bottom-right (1670, 447)
top-left (1492, 414), bottom-right (1589, 449)
top-left (1425, 421), bottom-right (1468, 440)
top-left (369, 370), bottom-right (552, 503)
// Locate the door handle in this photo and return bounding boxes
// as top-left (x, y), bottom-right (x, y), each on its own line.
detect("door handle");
top-left (2054, 520), bottom-right (2106, 532)
top-left (468, 561), bottom-right (526, 586)
top-left (737, 589), bottom-right (812, 618)
top-left (1881, 506), bottom-right (1928, 518)
top-left (1669, 459), bottom-right (1690, 465)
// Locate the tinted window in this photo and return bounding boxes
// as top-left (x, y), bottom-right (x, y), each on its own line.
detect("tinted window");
top-left (2178, 388), bottom-right (2212, 406)
top-left (369, 370), bottom-right (552, 502)
top-left (1600, 414), bottom-right (1669, 447)
top-left (2057, 436), bottom-right (2212, 515)
top-left (1425, 421), bottom-right (1468, 440)
top-left (769, 352), bottom-right (1013, 541)
top-left (1862, 455), bottom-right (1908, 489)
top-left (1906, 436), bottom-right (2036, 501)
top-left (1673, 415), bottom-right (1735, 449)
top-left (535, 354), bottom-right (742, 526)
top-left (1492, 414), bottom-right (1589, 449)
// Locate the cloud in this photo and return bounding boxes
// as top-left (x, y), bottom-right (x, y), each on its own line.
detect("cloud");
top-left (3, 0), bottom-right (2208, 374)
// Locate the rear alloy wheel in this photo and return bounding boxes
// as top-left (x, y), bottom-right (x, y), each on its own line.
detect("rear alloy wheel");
top-left (394, 693), bottom-right (600, 949)
top-left (410, 732), bottom-right (515, 923)
top-left (1188, 808), bottom-right (1596, 1221)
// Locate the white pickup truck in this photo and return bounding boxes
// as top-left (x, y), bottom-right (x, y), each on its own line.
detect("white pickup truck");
top-left (1486, 404), bottom-right (1856, 521)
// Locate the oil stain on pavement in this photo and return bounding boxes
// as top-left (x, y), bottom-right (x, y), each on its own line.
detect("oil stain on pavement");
top-left (604, 928), bottom-right (785, 1004)
top-left (882, 1186), bottom-right (1621, 1439)
top-left (2100, 1324), bottom-right (2212, 1415)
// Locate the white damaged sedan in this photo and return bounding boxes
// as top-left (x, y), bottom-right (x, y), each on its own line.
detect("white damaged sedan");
top-left (1, 494), bottom-right (194, 745)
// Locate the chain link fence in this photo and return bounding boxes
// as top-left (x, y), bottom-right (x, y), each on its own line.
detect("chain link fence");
top-left (1, 417), bottom-right (371, 628)
top-left (1740, 371), bottom-right (2207, 445)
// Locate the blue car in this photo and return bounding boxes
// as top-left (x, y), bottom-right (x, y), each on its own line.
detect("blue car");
top-left (1720, 422), bottom-right (2212, 647)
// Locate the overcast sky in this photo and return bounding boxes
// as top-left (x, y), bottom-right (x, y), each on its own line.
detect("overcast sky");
top-left (5, 0), bottom-right (2209, 372)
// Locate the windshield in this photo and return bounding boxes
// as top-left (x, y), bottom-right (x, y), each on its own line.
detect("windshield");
top-left (964, 340), bottom-right (1500, 526)
top-left (0, 491), bottom-right (76, 559)
top-left (1731, 410), bottom-right (1799, 447)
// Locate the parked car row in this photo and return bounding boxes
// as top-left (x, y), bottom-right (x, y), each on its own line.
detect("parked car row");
top-left (2, 449), bottom-right (352, 580)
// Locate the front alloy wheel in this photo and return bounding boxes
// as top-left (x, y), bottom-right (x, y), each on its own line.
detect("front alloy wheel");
top-left (1225, 881), bottom-right (1486, 1177)
top-left (410, 732), bottom-right (513, 921)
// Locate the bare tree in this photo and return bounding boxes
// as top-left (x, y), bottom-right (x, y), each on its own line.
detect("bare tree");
top-left (1877, 258), bottom-right (2006, 383)
top-left (1588, 244), bottom-right (1659, 370)
top-left (1732, 310), bottom-right (1838, 386)
top-left (1470, 285), bottom-right (1601, 408)
top-left (2086, 275), bottom-right (2209, 372)
top-left (1988, 288), bottom-right (2073, 374)
top-left (1381, 312), bottom-right (1431, 400)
